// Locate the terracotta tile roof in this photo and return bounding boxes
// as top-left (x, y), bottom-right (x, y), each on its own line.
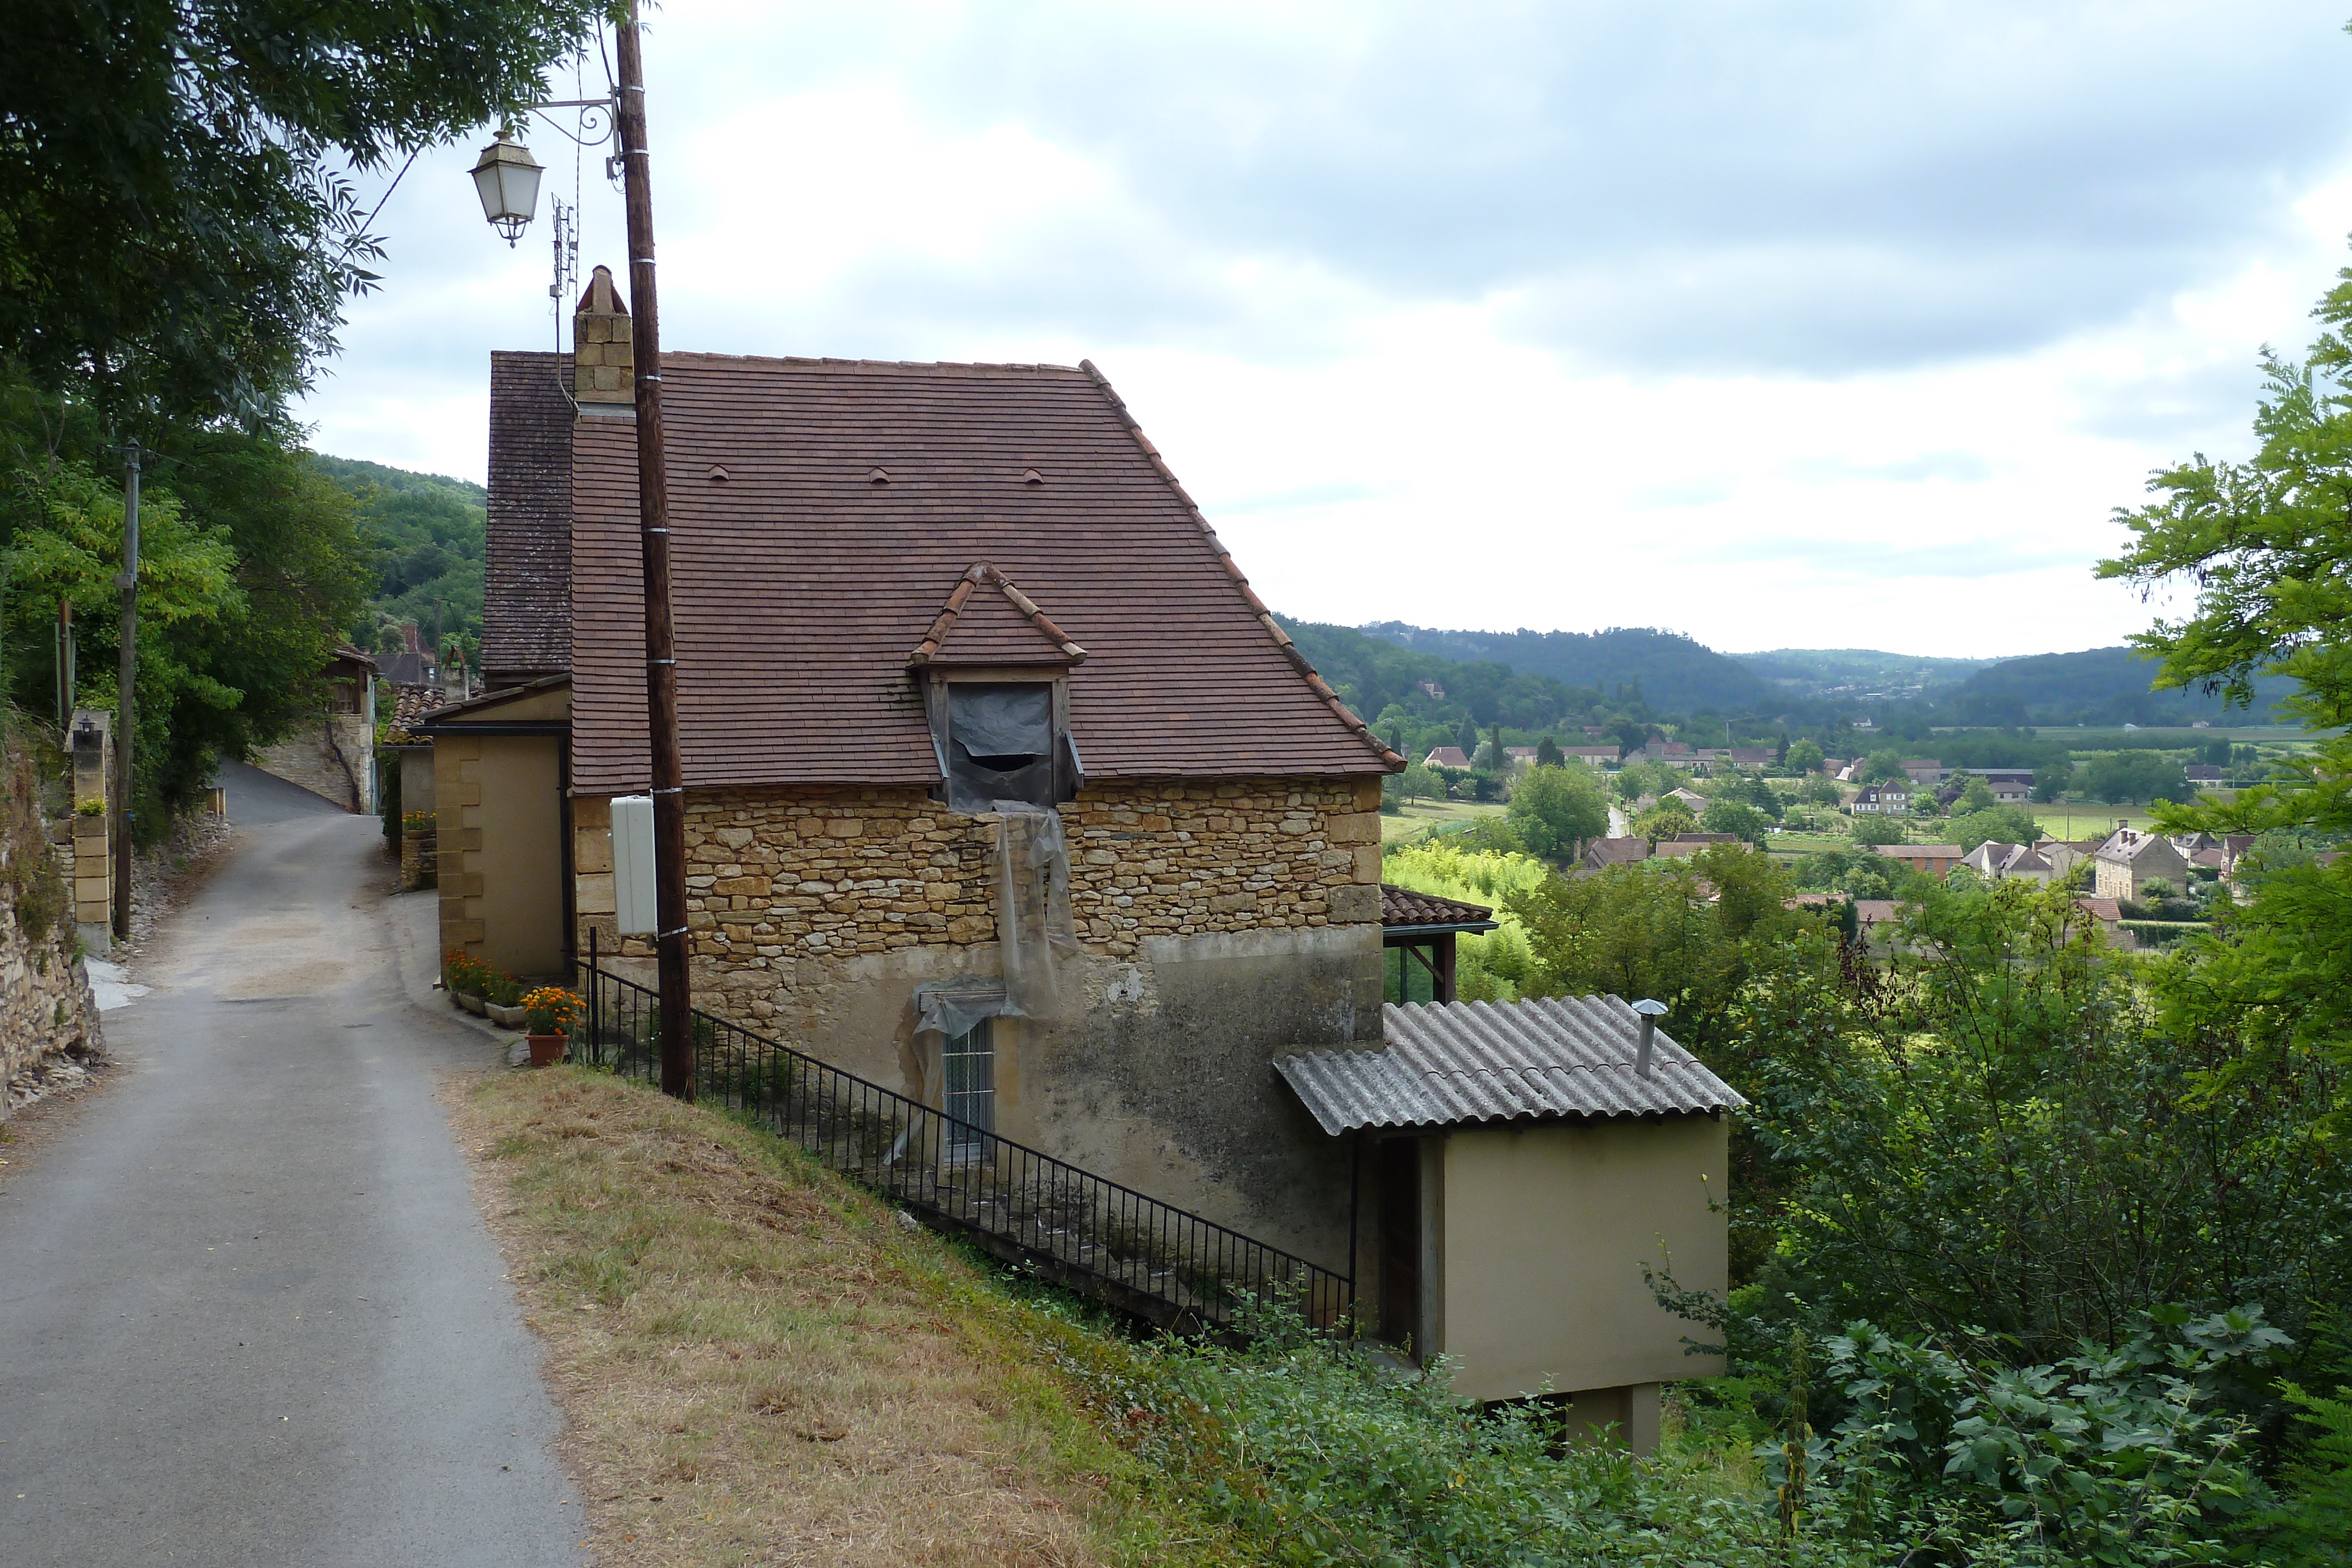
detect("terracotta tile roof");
top-left (909, 564), bottom-right (1087, 667)
top-left (2075, 895), bottom-right (2124, 922)
top-left (1424, 747), bottom-right (1472, 768)
top-left (556, 354), bottom-right (1398, 793)
top-left (382, 684), bottom-right (447, 744)
top-left (483, 352), bottom-right (575, 686)
top-left (1380, 884), bottom-right (1496, 930)
top-left (1582, 836), bottom-right (1651, 867)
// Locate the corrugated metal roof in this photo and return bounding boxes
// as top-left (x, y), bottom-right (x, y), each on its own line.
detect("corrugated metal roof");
top-left (1273, 995), bottom-right (1748, 1134)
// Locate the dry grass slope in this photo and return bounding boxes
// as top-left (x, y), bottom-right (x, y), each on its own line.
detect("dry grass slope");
top-left (448, 1068), bottom-right (1247, 1568)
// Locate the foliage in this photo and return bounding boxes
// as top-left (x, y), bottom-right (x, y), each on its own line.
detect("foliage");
top-left (1379, 841), bottom-right (1540, 1000)
top-left (1943, 804), bottom-right (2043, 854)
top-left (1860, 749), bottom-right (1910, 785)
top-left (2081, 750), bottom-right (2190, 805)
top-left (1953, 774), bottom-right (1997, 814)
top-left (1787, 738), bottom-right (1826, 774)
top-left (1506, 763), bottom-right (1609, 862)
top-left (1728, 878), bottom-right (2350, 1366)
top-left (1702, 798), bottom-right (1773, 845)
top-left (2, 0), bottom-right (604, 424)
top-left (1806, 1308), bottom-right (2281, 1563)
top-left (2267, 1364), bottom-right (2352, 1563)
top-left (1507, 847), bottom-right (1816, 1054)
top-left (1534, 734), bottom-right (1564, 767)
top-left (1850, 814), bottom-right (1908, 846)
top-left (1355, 620), bottom-right (1772, 716)
top-left (2095, 236), bottom-right (2352, 1138)
top-left (1633, 800), bottom-right (1696, 843)
top-left (312, 455), bottom-right (485, 660)
top-left (0, 385), bottom-right (372, 835)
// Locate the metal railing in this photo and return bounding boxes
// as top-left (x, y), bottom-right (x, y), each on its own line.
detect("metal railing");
top-left (572, 944), bottom-right (1350, 1336)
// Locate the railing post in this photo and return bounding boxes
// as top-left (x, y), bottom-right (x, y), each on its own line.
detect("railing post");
top-left (587, 925), bottom-right (601, 1067)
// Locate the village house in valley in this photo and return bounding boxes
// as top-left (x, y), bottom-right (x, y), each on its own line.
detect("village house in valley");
top-left (427, 269), bottom-right (1735, 1435)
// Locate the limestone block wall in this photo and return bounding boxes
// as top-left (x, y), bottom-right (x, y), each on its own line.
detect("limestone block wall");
top-left (3, 734), bottom-right (103, 1112)
top-left (253, 711), bottom-right (372, 813)
top-left (573, 777), bottom-right (1387, 1264)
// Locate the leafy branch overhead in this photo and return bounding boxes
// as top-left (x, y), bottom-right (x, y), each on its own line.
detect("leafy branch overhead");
top-left (0, 0), bottom-right (607, 424)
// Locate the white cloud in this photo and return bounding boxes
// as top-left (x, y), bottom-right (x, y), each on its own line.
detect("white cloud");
top-left (295, 0), bottom-right (2352, 659)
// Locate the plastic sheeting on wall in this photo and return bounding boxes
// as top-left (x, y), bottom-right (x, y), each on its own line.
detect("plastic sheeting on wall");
top-left (913, 980), bottom-right (1007, 1039)
top-left (994, 801), bottom-right (1077, 1019)
top-left (946, 683), bottom-right (1055, 813)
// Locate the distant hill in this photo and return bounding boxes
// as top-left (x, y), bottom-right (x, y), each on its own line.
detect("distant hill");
top-left (310, 454), bottom-right (486, 656)
top-left (1939, 646), bottom-right (2293, 727)
top-left (1733, 647), bottom-right (2000, 703)
top-left (1276, 618), bottom-right (1605, 733)
top-left (1358, 623), bottom-right (1771, 716)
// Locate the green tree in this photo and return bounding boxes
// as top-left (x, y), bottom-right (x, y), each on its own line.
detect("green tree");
top-left (1633, 800), bottom-right (1696, 844)
top-left (1534, 734), bottom-right (1563, 768)
top-left (1508, 845), bottom-right (1812, 1054)
top-left (2032, 760), bottom-right (2076, 803)
top-left (2080, 750), bottom-right (2188, 804)
top-left (1860, 748), bottom-right (1909, 784)
top-left (1850, 814), bottom-right (1907, 846)
top-left (1505, 763), bottom-right (1608, 863)
top-left (1786, 738), bottom-right (1825, 774)
top-left (1943, 805), bottom-right (2042, 855)
top-left (1953, 774), bottom-right (1996, 814)
top-left (1700, 798), bottom-right (1772, 845)
top-left (1396, 763), bottom-right (1441, 804)
top-left (4, 0), bottom-right (604, 423)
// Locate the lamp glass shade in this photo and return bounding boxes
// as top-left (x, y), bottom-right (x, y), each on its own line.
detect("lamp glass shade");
top-left (469, 131), bottom-right (543, 244)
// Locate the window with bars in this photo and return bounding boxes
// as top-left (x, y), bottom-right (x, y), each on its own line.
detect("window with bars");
top-left (941, 1018), bottom-right (995, 1158)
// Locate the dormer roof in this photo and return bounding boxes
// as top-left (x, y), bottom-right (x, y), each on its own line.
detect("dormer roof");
top-left (909, 564), bottom-right (1087, 668)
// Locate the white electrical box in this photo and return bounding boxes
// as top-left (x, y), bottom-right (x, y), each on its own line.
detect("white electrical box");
top-left (611, 794), bottom-right (657, 936)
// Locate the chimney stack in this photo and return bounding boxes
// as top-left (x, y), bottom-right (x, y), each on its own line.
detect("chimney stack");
top-left (573, 264), bottom-right (633, 409)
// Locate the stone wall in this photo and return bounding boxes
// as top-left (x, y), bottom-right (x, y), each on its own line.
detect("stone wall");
top-left (4, 734), bottom-right (102, 1115)
top-left (253, 711), bottom-right (372, 813)
top-left (573, 777), bottom-right (1386, 1264)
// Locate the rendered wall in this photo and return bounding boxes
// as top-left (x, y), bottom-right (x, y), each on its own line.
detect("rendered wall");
top-left (435, 726), bottom-right (566, 978)
top-left (1437, 1115), bottom-right (1729, 1404)
top-left (573, 776), bottom-right (1385, 1263)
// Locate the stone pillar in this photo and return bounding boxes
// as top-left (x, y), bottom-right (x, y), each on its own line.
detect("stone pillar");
top-left (68, 709), bottom-right (112, 952)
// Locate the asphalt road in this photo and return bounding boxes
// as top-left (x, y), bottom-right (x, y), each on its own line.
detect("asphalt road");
top-left (215, 758), bottom-right (351, 827)
top-left (0, 810), bottom-right (585, 1566)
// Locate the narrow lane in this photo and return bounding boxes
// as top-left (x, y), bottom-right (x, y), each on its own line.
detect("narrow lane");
top-left (0, 802), bottom-right (583, 1566)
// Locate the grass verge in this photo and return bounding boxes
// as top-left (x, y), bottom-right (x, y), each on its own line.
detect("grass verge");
top-left (447, 1066), bottom-right (1253, 1568)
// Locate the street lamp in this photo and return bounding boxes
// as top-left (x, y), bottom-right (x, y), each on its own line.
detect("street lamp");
top-left (469, 7), bottom-right (694, 1101)
top-left (469, 129), bottom-right (544, 245)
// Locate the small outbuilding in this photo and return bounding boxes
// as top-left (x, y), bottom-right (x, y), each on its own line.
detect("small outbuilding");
top-left (1275, 995), bottom-right (1742, 1451)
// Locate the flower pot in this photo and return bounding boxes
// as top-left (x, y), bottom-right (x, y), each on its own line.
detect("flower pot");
top-left (486, 1002), bottom-right (527, 1029)
top-left (457, 991), bottom-right (486, 1015)
top-left (526, 1032), bottom-right (567, 1068)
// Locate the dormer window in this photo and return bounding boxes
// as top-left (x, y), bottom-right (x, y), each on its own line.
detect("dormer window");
top-left (908, 563), bottom-right (1088, 813)
top-left (945, 681), bottom-right (1058, 811)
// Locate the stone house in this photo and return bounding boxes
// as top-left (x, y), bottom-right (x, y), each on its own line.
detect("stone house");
top-left (251, 646), bottom-right (376, 812)
top-left (2093, 828), bottom-right (2192, 903)
top-left (438, 269), bottom-right (1737, 1423)
top-left (447, 268), bottom-right (1398, 1277)
top-left (1852, 783), bottom-right (1910, 814)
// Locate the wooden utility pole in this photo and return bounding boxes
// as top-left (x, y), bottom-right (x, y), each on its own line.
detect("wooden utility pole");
top-left (614, 5), bottom-right (694, 1100)
top-left (113, 442), bottom-right (140, 942)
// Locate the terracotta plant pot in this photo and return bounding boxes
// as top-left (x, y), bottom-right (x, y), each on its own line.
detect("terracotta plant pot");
top-left (526, 1032), bottom-right (567, 1068)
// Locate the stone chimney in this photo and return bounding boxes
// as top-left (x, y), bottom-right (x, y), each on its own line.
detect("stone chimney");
top-left (573, 264), bottom-right (633, 409)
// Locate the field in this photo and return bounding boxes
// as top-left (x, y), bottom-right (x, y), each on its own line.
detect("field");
top-left (2031, 803), bottom-right (2157, 837)
top-left (1381, 797), bottom-right (1506, 842)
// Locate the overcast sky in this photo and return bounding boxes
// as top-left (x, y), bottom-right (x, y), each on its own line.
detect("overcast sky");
top-left (296, 1), bottom-right (2352, 659)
